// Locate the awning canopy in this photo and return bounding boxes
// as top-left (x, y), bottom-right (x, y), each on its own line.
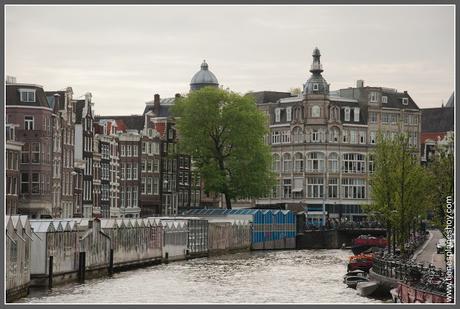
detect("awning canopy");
top-left (292, 188), bottom-right (304, 193)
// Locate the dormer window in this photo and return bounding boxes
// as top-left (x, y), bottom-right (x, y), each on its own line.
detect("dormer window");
top-left (19, 89), bottom-right (36, 103)
top-left (382, 96), bottom-right (388, 103)
top-left (344, 108), bottom-right (350, 121)
top-left (354, 108), bottom-right (360, 122)
top-left (313, 83), bottom-right (319, 91)
top-left (370, 92), bottom-right (378, 103)
top-left (402, 98), bottom-right (409, 105)
top-left (275, 108), bottom-right (281, 122)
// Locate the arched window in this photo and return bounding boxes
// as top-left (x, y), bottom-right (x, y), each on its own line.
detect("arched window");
top-left (272, 154), bottom-right (281, 172)
top-left (306, 152), bottom-right (325, 172)
top-left (292, 127), bottom-right (304, 144)
top-left (330, 106), bottom-right (339, 121)
top-left (294, 152), bottom-right (304, 172)
top-left (283, 153), bottom-right (292, 172)
top-left (311, 105), bottom-right (321, 118)
top-left (328, 153), bottom-right (339, 172)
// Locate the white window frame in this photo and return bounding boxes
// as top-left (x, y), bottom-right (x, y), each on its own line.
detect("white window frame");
top-left (344, 108), bottom-right (350, 121)
top-left (354, 108), bottom-right (360, 122)
top-left (286, 107), bottom-right (292, 122)
top-left (402, 98), bottom-right (409, 105)
top-left (24, 116), bottom-right (34, 130)
top-left (275, 108), bottom-right (281, 122)
top-left (382, 96), bottom-right (388, 103)
top-left (19, 89), bottom-right (36, 103)
top-left (313, 83), bottom-right (319, 91)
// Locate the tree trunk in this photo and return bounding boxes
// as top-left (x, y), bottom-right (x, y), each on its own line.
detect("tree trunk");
top-left (224, 193), bottom-right (232, 210)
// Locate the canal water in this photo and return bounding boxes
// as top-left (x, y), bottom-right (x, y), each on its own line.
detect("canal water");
top-left (19, 249), bottom-right (386, 304)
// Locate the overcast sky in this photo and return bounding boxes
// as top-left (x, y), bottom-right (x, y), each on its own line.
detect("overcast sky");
top-left (6, 5), bottom-right (455, 115)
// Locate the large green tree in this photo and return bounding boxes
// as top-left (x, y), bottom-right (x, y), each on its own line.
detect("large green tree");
top-left (367, 132), bottom-right (431, 254)
top-left (172, 87), bottom-right (275, 209)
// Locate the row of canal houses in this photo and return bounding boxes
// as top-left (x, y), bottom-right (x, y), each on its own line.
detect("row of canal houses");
top-left (5, 77), bottom-right (195, 220)
top-left (6, 209), bottom-right (297, 302)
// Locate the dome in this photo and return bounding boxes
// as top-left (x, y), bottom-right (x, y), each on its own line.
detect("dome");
top-left (303, 47), bottom-right (329, 95)
top-left (190, 60), bottom-right (219, 91)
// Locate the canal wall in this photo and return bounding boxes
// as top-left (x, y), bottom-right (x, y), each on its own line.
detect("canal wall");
top-left (296, 229), bottom-right (387, 249)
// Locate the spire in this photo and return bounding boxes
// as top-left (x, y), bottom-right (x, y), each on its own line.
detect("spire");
top-left (201, 60), bottom-right (208, 70)
top-left (310, 47), bottom-right (323, 74)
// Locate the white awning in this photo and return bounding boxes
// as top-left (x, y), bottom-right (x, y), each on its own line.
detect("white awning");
top-left (292, 188), bottom-right (304, 193)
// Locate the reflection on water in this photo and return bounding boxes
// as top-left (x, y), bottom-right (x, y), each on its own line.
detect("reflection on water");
top-left (19, 249), bottom-right (385, 304)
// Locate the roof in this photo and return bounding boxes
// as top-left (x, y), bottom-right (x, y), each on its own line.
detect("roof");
top-left (190, 60), bottom-right (219, 90)
top-left (95, 115), bottom-right (145, 132)
top-left (247, 91), bottom-right (293, 104)
top-left (6, 84), bottom-right (50, 108)
top-left (421, 107), bottom-right (454, 133)
top-left (75, 100), bottom-right (86, 124)
top-left (382, 91), bottom-right (419, 110)
top-left (144, 98), bottom-right (176, 117)
top-left (45, 90), bottom-right (66, 111)
top-left (421, 132), bottom-right (448, 143)
top-left (446, 92), bottom-right (454, 108)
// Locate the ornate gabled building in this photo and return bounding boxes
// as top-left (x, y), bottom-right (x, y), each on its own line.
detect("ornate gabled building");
top-left (253, 48), bottom-right (421, 224)
top-left (5, 124), bottom-right (23, 215)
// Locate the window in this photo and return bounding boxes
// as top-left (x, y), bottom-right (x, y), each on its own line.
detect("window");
top-left (133, 187), bottom-right (138, 207)
top-left (295, 107), bottom-right (302, 120)
top-left (328, 127), bottom-right (339, 143)
top-left (127, 163), bottom-right (132, 180)
top-left (20, 89), bottom-right (36, 102)
top-left (359, 131), bottom-right (366, 144)
top-left (307, 177), bottom-right (323, 198)
top-left (330, 106), bottom-right (339, 121)
top-left (292, 127), bottom-right (304, 144)
top-left (31, 173), bottom-right (39, 194)
top-left (120, 191), bottom-right (125, 207)
top-left (328, 178), bottom-right (338, 198)
top-left (328, 153), bottom-right (339, 173)
top-left (311, 105), bottom-right (320, 117)
top-left (271, 131), bottom-right (281, 144)
top-left (313, 83), bottom-right (319, 91)
top-left (382, 96), bottom-right (388, 104)
top-left (21, 173), bottom-right (29, 194)
top-left (350, 130), bottom-right (357, 144)
top-left (311, 130), bottom-right (319, 142)
top-left (22, 144), bottom-right (30, 163)
top-left (402, 98), bottom-right (409, 105)
top-left (369, 131), bottom-right (376, 144)
top-left (354, 108), bottom-right (360, 122)
top-left (133, 165), bottom-right (138, 180)
top-left (283, 179), bottom-right (292, 199)
top-left (141, 160), bottom-right (146, 172)
top-left (342, 153), bottom-right (366, 174)
top-left (121, 145), bottom-right (125, 157)
top-left (133, 145), bottom-right (138, 157)
top-left (142, 142), bottom-right (146, 154)
top-left (408, 131), bottom-right (418, 147)
top-left (24, 116), bottom-right (34, 130)
top-left (382, 113), bottom-right (399, 124)
top-left (369, 112), bottom-right (377, 123)
top-left (31, 143), bottom-right (40, 163)
top-left (283, 153), bottom-right (292, 172)
top-left (147, 177), bottom-right (152, 194)
top-left (275, 108), bottom-right (281, 122)
top-left (286, 107), bottom-right (292, 122)
top-left (368, 155), bottom-right (375, 174)
top-left (121, 163), bottom-right (125, 180)
top-left (306, 152), bottom-right (324, 172)
top-left (272, 154), bottom-right (281, 172)
top-left (153, 159), bottom-right (159, 172)
top-left (342, 178), bottom-right (366, 199)
top-left (344, 108), bottom-right (350, 121)
top-left (127, 187), bottom-right (132, 207)
top-left (294, 153), bottom-right (304, 172)
top-left (153, 177), bottom-right (159, 195)
top-left (370, 92), bottom-right (378, 103)
top-left (141, 177), bottom-right (146, 194)
top-left (127, 145), bottom-right (132, 157)
top-left (281, 131), bottom-right (291, 144)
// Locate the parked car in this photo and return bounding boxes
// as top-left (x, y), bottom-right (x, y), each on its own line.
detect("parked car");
top-left (436, 238), bottom-right (446, 254)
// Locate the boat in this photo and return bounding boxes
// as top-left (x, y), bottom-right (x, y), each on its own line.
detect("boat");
top-left (347, 253), bottom-right (374, 272)
top-left (344, 275), bottom-right (369, 289)
top-left (351, 235), bottom-right (388, 255)
top-left (343, 269), bottom-right (367, 279)
top-left (356, 281), bottom-right (379, 296)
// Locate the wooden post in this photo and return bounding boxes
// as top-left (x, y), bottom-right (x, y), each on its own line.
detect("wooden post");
top-left (48, 256), bottom-right (53, 289)
top-left (79, 252), bottom-right (86, 282)
top-left (108, 249), bottom-right (114, 276)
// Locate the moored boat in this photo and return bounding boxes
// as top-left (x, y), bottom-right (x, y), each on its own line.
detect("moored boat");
top-left (344, 276), bottom-right (369, 289)
top-left (351, 235), bottom-right (388, 255)
top-left (356, 281), bottom-right (379, 296)
top-left (347, 253), bottom-right (374, 272)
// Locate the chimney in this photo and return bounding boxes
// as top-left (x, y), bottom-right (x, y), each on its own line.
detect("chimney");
top-left (54, 93), bottom-right (60, 110)
top-left (175, 93), bottom-right (181, 99)
top-left (153, 94), bottom-right (161, 113)
top-left (404, 91), bottom-right (408, 94)
top-left (356, 80), bottom-right (364, 88)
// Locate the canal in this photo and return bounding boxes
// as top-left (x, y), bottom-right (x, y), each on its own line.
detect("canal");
top-left (19, 249), bottom-right (385, 304)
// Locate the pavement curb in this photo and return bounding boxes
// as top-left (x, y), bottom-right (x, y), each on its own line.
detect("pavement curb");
top-left (411, 230), bottom-right (433, 261)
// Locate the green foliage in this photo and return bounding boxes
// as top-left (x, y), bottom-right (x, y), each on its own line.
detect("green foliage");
top-left (426, 135), bottom-right (454, 228)
top-left (172, 86), bottom-right (275, 209)
top-left (367, 131), bottom-right (432, 253)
